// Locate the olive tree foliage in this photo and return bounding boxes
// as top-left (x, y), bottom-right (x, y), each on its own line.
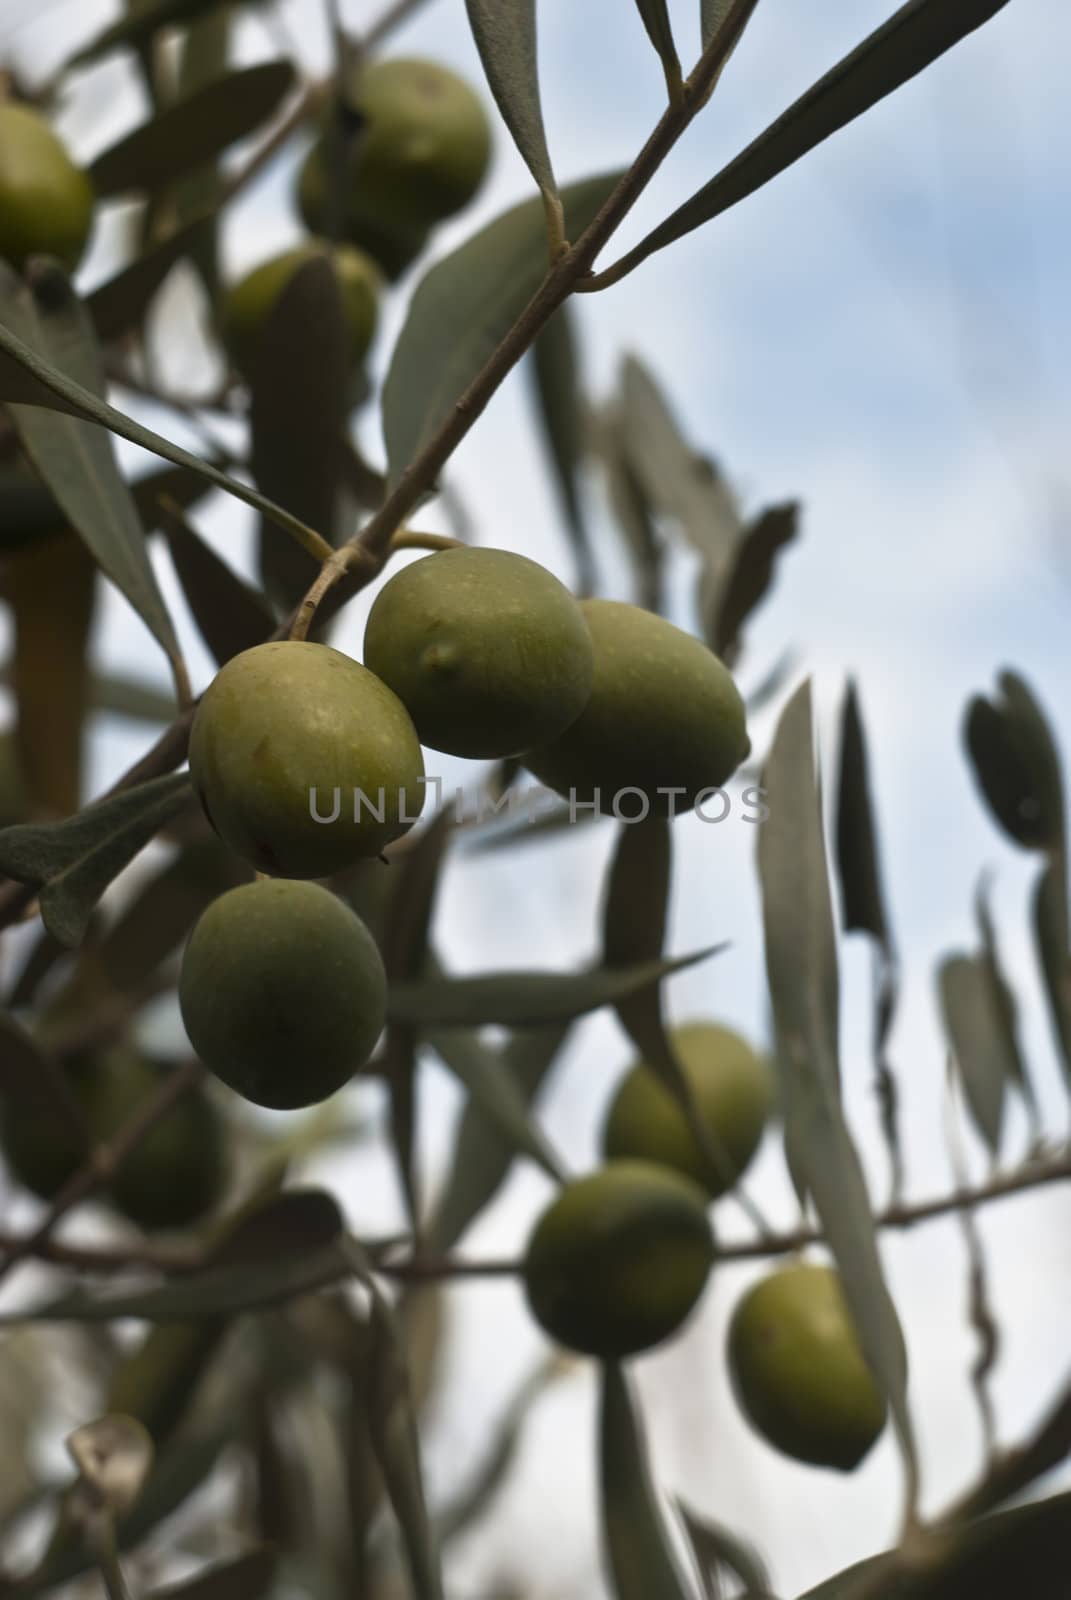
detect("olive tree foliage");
top-left (0, 1), bottom-right (1068, 1597)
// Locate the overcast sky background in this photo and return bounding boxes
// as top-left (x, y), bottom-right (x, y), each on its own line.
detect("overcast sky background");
top-left (3, 0), bottom-right (1070, 1594)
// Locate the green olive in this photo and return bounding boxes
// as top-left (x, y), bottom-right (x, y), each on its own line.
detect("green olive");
top-left (221, 240), bottom-right (381, 376)
top-left (0, 102), bottom-right (94, 272)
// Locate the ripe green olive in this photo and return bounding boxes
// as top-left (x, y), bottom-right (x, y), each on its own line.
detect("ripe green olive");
top-left (179, 878), bottom-right (387, 1109)
top-left (0, 102), bottom-right (94, 272)
top-left (727, 1261), bottom-right (888, 1470)
top-left (221, 240), bottom-right (381, 376)
top-left (295, 146), bottom-right (430, 280)
top-left (523, 1161), bottom-right (715, 1359)
top-left (522, 600), bottom-right (750, 815)
top-left (363, 548), bottom-right (595, 759)
top-left (188, 641), bottom-right (426, 878)
top-left (602, 1022), bottom-right (775, 1198)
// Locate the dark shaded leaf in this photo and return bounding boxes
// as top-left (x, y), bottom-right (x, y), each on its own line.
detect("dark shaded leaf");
top-left (105, 1321), bottom-right (227, 1451)
top-left (67, 0), bottom-right (245, 69)
top-left (964, 671), bottom-right (1065, 853)
top-left (758, 679), bottom-right (916, 1495)
top-left (709, 502), bottom-right (799, 667)
top-left (938, 957), bottom-right (1006, 1156)
top-left (383, 173), bottom-right (622, 483)
top-left (389, 947), bottom-right (723, 1028)
top-left (0, 772), bottom-right (192, 948)
top-left (88, 213), bottom-right (216, 344)
top-left (250, 254), bottom-right (347, 612)
top-left (146, 1548), bottom-right (277, 1599)
top-left (700, 0), bottom-right (735, 51)
top-left (633, 0), bottom-right (683, 97)
top-left (529, 305), bottom-right (595, 593)
top-left (600, 1364), bottom-right (695, 1600)
top-left (1033, 857), bottom-right (1071, 1096)
top-left (428, 1023), bottom-right (569, 1251)
top-left (609, 0), bottom-right (1013, 277)
top-left (974, 876), bottom-right (1036, 1127)
top-left (170, 9), bottom-right (232, 306)
top-left (90, 62), bottom-right (296, 198)
top-left (464, 0), bottom-right (561, 223)
top-left (0, 262), bottom-right (184, 684)
top-left (596, 403), bottom-right (663, 614)
top-left (677, 1498), bottom-right (773, 1600)
top-left (162, 502), bottom-right (275, 667)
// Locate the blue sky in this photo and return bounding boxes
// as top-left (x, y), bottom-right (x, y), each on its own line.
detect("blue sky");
top-left (3, 0), bottom-right (1070, 1594)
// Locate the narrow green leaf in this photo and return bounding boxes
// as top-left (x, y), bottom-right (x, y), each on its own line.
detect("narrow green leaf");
top-left (87, 671), bottom-right (177, 723)
top-left (88, 213), bottom-right (217, 343)
top-left (611, 0), bottom-right (1013, 276)
top-left (1033, 857), bottom-right (1071, 1096)
top-left (90, 62), bottom-right (295, 199)
top-left (0, 772), bottom-right (192, 948)
top-left (464, 1), bottom-right (561, 220)
top-left (938, 956), bottom-right (1006, 1155)
top-left (596, 403), bottom-right (664, 614)
top-left (428, 1023), bottom-right (570, 1252)
top-left (633, 0), bottom-right (683, 98)
top-left (383, 173), bottom-right (622, 484)
top-left (599, 1364), bottom-right (696, 1600)
top-left (250, 254), bottom-right (348, 612)
top-left (162, 503), bottom-right (275, 667)
top-left (0, 299), bottom-right (327, 554)
top-left (529, 305), bottom-right (596, 593)
top-left (974, 876), bottom-right (1037, 1128)
top-left (708, 502), bottom-right (799, 666)
top-left (67, 0), bottom-right (260, 72)
top-left (700, 0), bottom-right (734, 50)
top-left (964, 671), bottom-right (1065, 853)
top-left (620, 356), bottom-right (740, 583)
top-left (676, 1498), bottom-right (774, 1600)
top-left (0, 262), bottom-right (185, 684)
top-left (758, 679), bottom-right (917, 1502)
top-left (389, 947), bottom-right (724, 1028)
top-left (170, 8), bottom-right (232, 305)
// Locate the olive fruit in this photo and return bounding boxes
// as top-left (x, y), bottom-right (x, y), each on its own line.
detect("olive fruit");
top-left (188, 641), bottom-right (425, 878)
top-left (221, 241), bottom-right (381, 376)
top-left (179, 878), bottom-right (387, 1109)
top-left (523, 1161), bottom-right (714, 1359)
top-left (0, 1052), bottom-right (228, 1231)
top-left (308, 57), bottom-right (491, 234)
top-left (727, 1261), bottom-right (887, 1470)
top-left (0, 102), bottom-right (94, 272)
top-left (602, 1022), bottom-right (774, 1198)
top-left (296, 146), bottom-right (430, 280)
top-left (363, 548), bottom-right (595, 759)
top-left (522, 600), bottom-right (749, 815)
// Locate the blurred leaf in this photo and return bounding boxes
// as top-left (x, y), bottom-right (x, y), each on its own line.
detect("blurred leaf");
top-left (799, 1490), bottom-right (1071, 1599)
top-left (599, 1363), bottom-right (696, 1600)
top-left (251, 254), bottom-right (348, 613)
top-left (620, 356), bottom-right (740, 585)
top-left (758, 679), bottom-right (916, 1499)
top-left (162, 501), bottom-right (274, 667)
top-left (597, 403), bottom-right (663, 613)
top-left (428, 1022), bottom-right (569, 1252)
top-left (90, 62), bottom-right (295, 197)
top-left (939, 956), bottom-right (1007, 1156)
top-left (170, 8), bottom-right (232, 306)
top-left (87, 671), bottom-right (177, 723)
top-left (609, 0), bottom-right (1014, 276)
top-left (106, 1321), bottom-right (227, 1449)
top-left (463, 791), bottom-right (607, 853)
top-left (87, 212), bottom-right (216, 343)
top-left (146, 1548), bottom-right (277, 1599)
top-left (1033, 857), bottom-right (1071, 1095)
top-left (8, 535), bottom-right (96, 819)
top-left (633, 1), bottom-right (683, 96)
top-left (709, 502), bottom-right (799, 667)
top-left (0, 772), bottom-right (192, 948)
top-left (974, 876), bottom-right (1037, 1130)
top-left (0, 261), bottom-right (185, 686)
top-left (389, 947), bottom-right (723, 1028)
top-left (383, 173), bottom-right (622, 483)
top-left (964, 671), bottom-right (1065, 852)
top-left (676, 1498), bottom-right (773, 1600)
top-left (464, 0), bottom-right (562, 224)
top-left (529, 305), bottom-right (595, 593)
top-left (67, 0), bottom-right (246, 69)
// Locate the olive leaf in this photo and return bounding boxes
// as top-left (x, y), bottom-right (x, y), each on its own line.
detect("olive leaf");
top-left (428, 1022), bottom-right (570, 1252)
top-left (938, 956), bottom-right (1009, 1157)
top-left (675, 1498), bottom-right (774, 1600)
top-left (595, 402), bottom-right (664, 614)
top-left (700, 0), bottom-right (735, 51)
top-left (633, 0), bottom-right (683, 98)
top-left (758, 679), bottom-right (918, 1506)
top-left (604, 0), bottom-right (1013, 279)
top-left (464, 0), bottom-right (562, 232)
top-left (0, 261), bottom-right (186, 693)
top-left (145, 1549), bottom-right (277, 1600)
top-left (708, 502), bottom-right (799, 668)
top-left (599, 1364), bottom-right (697, 1600)
top-left (250, 254), bottom-right (348, 613)
top-left (0, 772), bottom-right (193, 948)
top-left (90, 61), bottom-right (296, 198)
top-left (161, 501), bottom-right (275, 668)
top-left (66, 0), bottom-right (265, 71)
top-left (388, 947), bottom-right (724, 1028)
top-left (383, 172), bottom-right (623, 484)
top-left (1033, 858), bottom-right (1071, 1096)
top-left (529, 305), bottom-right (596, 594)
top-left (964, 671), bottom-right (1065, 853)
top-left (87, 212), bottom-right (217, 344)
top-left (169, 7), bottom-right (232, 306)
